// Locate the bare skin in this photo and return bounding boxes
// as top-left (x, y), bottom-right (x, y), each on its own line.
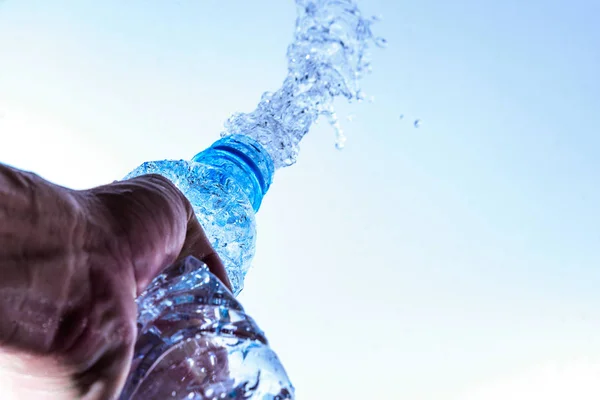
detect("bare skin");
top-left (0, 163), bottom-right (231, 400)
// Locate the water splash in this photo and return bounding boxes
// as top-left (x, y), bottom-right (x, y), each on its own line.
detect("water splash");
top-left (414, 119), bottom-right (422, 128)
top-left (221, 0), bottom-right (383, 169)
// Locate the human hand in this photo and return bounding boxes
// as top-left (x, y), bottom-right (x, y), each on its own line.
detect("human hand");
top-left (0, 164), bottom-right (231, 400)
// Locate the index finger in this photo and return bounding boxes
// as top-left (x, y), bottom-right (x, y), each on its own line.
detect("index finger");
top-left (177, 215), bottom-right (232, 292)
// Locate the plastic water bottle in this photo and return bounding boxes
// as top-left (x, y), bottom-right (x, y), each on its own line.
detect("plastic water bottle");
top-left (116, 1), bottom-right (384, 396)
top-left (119, 135), bottom-right (294, 399)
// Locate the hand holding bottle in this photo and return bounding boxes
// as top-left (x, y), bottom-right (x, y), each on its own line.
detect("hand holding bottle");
top-left (0, 163), bottom-right (230, 400)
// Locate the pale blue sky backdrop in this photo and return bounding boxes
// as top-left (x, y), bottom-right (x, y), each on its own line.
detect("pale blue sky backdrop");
top-left (1, 1), bottom-right (599, 398)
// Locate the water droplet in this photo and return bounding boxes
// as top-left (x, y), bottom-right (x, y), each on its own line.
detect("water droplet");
top-left (346, 114), bottom-right (356, 122)
top-left (414, 119), bottom-right (422, 128)
top-left (375, 37), bottom-right (388, 48)
top-left (305, 54), bottom-right (311, 60)
top-left (172, 391), bottom-right (177, 397)
top-left (399, 114), bottom-right (404, 120)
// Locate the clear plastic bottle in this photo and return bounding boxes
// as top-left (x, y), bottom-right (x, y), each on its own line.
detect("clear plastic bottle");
top-left (120, 136), bottom-right (294, 399)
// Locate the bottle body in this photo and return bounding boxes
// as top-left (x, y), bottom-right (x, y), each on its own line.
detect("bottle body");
top-left (120, 256), bottom-right (294, 399)
top-left (124, 135), bottom-right (274, 295)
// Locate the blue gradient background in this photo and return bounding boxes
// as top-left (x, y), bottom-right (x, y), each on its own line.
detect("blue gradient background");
top-left (1, 1), bottom-right (599, 398)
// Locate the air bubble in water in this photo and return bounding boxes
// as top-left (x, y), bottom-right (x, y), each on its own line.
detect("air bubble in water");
top-left (329, 22), bottom-right (345, 37)
top-left (414, 119), bottom-right (422, 128)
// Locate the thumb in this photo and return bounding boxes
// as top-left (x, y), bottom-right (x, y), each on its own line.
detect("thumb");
top-left (176, 216), bottom-right (232, 291)
top-left (85, 173), bottom-right (230, 294)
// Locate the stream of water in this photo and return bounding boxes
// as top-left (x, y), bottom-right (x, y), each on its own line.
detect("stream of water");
top-left (221, 0), bottom-right (385, 168)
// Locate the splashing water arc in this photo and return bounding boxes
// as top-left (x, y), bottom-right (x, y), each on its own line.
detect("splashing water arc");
top-left (221, 0), bottom-right (385, 169)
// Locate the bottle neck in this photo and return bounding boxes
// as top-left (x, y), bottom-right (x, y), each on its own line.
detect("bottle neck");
top-left (191, 135), bottom-right (274, 212)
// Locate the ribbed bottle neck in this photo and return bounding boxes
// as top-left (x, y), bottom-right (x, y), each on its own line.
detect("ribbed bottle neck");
top-left (191, 135), bottom-right (274, 212)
